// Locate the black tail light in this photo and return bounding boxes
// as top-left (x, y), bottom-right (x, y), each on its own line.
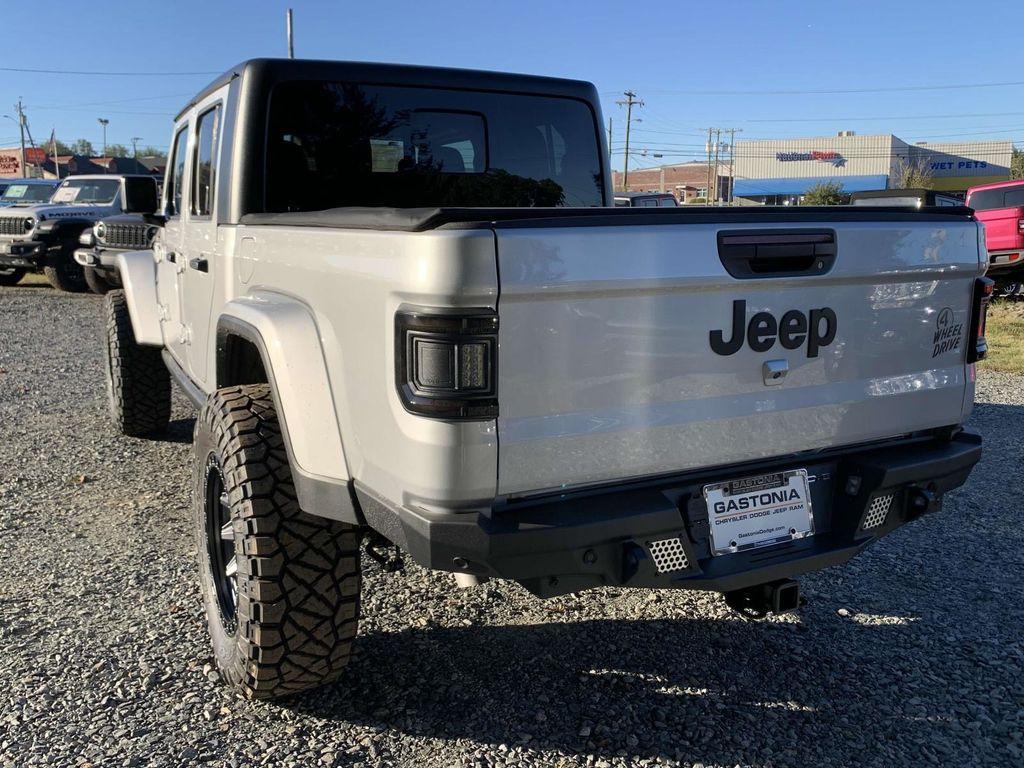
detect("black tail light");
top-left (395, 309), bottom-right (498, 419)
top-left (967, 276), bottom-right (994, 363)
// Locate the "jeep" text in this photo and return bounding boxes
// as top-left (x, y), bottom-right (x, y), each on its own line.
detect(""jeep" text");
top-left (709, 300), bottom-right (838, 358)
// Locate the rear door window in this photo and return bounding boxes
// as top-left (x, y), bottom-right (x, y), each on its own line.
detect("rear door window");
top-left (166, 125), bottom-right (188, 217)
top-left (265, 81), bottom-right (603, 211)
top-left (192, 105), bottom-right (221, 217)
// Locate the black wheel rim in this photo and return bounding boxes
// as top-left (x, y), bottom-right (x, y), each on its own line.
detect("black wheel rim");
top-left (204, 456), bottom-right (238, 634)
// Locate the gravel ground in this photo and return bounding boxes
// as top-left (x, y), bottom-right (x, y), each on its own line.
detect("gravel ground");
top-left (1, 286), bottom-right (1022, 768)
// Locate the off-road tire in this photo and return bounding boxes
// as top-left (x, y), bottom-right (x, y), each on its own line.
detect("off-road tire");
top-left (84, 266), bottom-right (114, 295)
top-left (104, 290), bottom-right (171, 436)
top-left (0, 267), bottom-right (25, 286)
top-left (44, 243), bottom-right (88, 292)
top-left (193, 384), bottom-right (361, 700)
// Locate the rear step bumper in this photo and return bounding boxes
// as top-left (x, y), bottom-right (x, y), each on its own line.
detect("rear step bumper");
top-left (356, 429), bottom-right (981, 598)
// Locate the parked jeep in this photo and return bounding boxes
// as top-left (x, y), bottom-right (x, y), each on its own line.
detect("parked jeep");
top-left (75, 214), bottom-right (159, 294)
top-left (0, 174), bottom-right (157, 290)
top-left (104, 59), bottom-right (986, 700)
top-left (0, 178), bottom-right (59, 207)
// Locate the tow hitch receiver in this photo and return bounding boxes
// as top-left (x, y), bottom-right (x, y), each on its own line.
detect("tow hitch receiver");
top-left (724, 578), bottom-right (803, 618)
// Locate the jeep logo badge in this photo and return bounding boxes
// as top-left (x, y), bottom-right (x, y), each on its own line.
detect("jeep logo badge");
top-left (710, 300), bottom-right (837, 358)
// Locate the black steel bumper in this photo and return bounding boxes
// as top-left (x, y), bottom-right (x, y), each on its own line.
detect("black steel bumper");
top-left (356, 428), bottom-right (982, 597)
top-left (0, 239), bottom-right (47, 268)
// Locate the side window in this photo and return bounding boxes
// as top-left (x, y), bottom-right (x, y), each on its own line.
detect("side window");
top-left (192, 105), bottom-right (221, 216)
top-left (166, 125), bottom-right (188, 217)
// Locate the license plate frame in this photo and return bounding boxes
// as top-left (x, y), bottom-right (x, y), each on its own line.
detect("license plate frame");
top-left (703, 469), bottom-right (814, 556)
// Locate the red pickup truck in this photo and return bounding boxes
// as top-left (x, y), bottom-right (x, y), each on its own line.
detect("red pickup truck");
top-left (966, 179), bottom-right (1024, 277)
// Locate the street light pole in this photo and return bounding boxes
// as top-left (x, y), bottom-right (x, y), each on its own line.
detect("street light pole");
top-left (98, 118), bottom-right (109, 157)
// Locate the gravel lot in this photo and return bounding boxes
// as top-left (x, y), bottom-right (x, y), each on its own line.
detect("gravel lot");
top-left (1, 286), bottom-right (1022, 768)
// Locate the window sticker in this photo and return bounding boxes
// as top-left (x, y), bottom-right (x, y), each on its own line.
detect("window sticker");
top-left (4, 185), bottom-right (28, 198)
top-left (370, 139), bottom-right (404, 173)
top-left (51, 186), bottom-right (81, 203)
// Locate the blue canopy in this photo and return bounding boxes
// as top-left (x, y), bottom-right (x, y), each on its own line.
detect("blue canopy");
top-left (733, 175), bottom-right (888, 197)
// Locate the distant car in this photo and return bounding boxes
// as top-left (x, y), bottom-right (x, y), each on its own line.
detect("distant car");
top-left (849, 188), bottom-right (963, 208)
top-left (614, 192), bottom-right (679, 207)
top-left (0, 178), bottom-right (59, 207)
top-left (965, 179), bottom-right (1024, 275)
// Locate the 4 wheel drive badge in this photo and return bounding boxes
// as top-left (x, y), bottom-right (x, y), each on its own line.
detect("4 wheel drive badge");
top-left (932, 306), bottom-right (963, 358)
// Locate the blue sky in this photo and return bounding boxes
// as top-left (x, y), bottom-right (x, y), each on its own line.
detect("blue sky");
top-left (2, 0), bottom-right (1022, 169)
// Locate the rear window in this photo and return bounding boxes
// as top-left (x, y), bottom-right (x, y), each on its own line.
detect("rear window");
top-left (968, 184), bottom-right (1024, 211)
top-left (265, 81), bottom-right (603, 211)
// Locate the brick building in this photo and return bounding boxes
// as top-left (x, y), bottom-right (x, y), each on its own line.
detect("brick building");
top-left (611, 160), bottom-right (731, 203)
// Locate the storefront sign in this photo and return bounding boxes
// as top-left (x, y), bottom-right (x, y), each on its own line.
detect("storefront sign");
top-left (776, 150), bottom-right (845, 167)
top-left (0, 150), bottom-right (21, 176)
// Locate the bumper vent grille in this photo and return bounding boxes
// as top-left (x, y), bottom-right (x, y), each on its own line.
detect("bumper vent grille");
top-left (101, 223), bottom-right (150, 249)
top-left (862, 494), bottom-right (895, 530)
top-left (0, 216), bottom-right (24, 236)
top-left (648, 537), bottom-right (690, 574)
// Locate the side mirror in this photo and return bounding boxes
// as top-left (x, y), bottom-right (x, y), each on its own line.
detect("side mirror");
top-left (123, 177), bottom-right (159, 214)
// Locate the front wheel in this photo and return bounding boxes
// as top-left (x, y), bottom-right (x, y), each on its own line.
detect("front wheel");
top-left (0, 267), bottom-right (25, 286)
top-left (193, 384), bottom-right (361, 700)
top-left (84, 266), bottom-right (115, 295)
top-left (44, 244), bottom-right (87, 292)
top-left (104, 290), bottom-right (171, 436)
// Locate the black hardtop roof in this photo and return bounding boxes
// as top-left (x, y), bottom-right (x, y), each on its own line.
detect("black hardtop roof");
top-left (176, 58), bottom-right (600, 121)
top-left (849, 188), bottom-right (956, 199)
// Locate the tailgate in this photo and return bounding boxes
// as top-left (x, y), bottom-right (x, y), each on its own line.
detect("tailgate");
top-left (495, 217), bottom-right (983, 496)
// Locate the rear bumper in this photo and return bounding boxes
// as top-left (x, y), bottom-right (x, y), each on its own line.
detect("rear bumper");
top-left (987, 249), bottom-right (1024, 272)
top-left (357, 428), bottom-right (982, 597)
top-left (0, 239), bottom-right (47, 267)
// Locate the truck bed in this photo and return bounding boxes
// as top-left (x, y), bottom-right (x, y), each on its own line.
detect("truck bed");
top-left (239, 205), bottom-right (976, 232)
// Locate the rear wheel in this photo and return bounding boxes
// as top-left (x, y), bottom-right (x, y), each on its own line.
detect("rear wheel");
top-left (44, 244), bottom-right (87, 292)
top-left (0, 267), bottom-right (25, 286)
top-left (84, 266), bottom-right (115, 295)
top-left (193, 384), bottom-right (361, 700)
top-left (104, 290), bottom-right (171, 437)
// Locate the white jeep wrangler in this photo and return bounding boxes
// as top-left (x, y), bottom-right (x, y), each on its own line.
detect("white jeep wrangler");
top-left (104, 59), bottom-right (986, 700)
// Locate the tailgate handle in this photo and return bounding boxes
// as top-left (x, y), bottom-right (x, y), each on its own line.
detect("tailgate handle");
top-left (718, 230), bottom-right (836, 279)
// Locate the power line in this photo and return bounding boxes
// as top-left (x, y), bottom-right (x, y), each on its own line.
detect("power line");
top-left (602, 79), bottom-right (1024, 97)
top-left (0, 66), bottom-right (219, 76)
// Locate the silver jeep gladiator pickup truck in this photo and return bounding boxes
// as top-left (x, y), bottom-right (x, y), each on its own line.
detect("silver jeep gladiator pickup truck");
top-left (103, 58), bottom-right (987, 700)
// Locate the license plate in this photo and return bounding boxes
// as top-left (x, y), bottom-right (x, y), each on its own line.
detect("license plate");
top-left (703, 469), bottom-right (814, 555)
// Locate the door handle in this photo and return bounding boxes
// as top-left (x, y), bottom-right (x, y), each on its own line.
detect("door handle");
top-left (165, 251), bottom-right (177, 263)
top-left (718, 230), bottom-right (836, 279)
top-left (188, 257), bottom-right (209, 273)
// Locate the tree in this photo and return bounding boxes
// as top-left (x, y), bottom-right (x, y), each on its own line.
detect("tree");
top-left (104, 143), bottom-right (129, 158)
top-left (1011, 147), bottom-right (1024, 180)
top-left (891, 157), bottom-right (933, 189)
top-left (72, 139), bottom-right (94, 156)
top-left (802, 180), bottom-right (845, 205)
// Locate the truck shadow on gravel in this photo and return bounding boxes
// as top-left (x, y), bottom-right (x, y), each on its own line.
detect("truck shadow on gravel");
top-left (284, 608), bottom-right (1005, 765)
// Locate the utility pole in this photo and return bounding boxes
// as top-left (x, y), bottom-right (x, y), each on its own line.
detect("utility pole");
top-left (131, 137), bottom-right (142, 159)
top-left (286, 8), bottom-right (294, 58)
top-left (726, 128), bottom-right (742, 204)
top-left (16, 99), bottom-right (26, 178)
top-left (607, 117), bottom-right (613, 173)
top-left (712, 128), bottom-right (722, 204)
top-left (705, 128), bottom-right (713, 203)
top-left (616, 91), bottom-right (643, 192)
